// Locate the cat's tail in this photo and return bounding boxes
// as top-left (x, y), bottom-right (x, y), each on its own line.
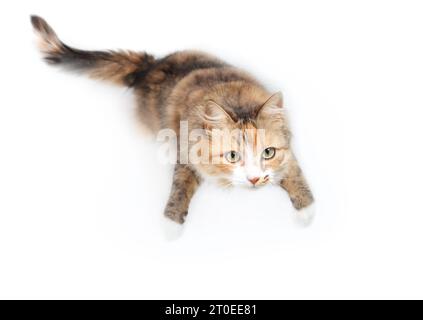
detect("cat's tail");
top-left (30, 15), bottom-right (155, 87)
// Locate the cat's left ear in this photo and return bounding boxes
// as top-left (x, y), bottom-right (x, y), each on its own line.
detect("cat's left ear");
top-left (198, 100), bottom-right (235, 130)
top-left (257, 92), bottom-right (283, 119)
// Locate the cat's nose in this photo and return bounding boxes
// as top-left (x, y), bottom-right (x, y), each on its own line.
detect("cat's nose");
top-left (248, 177), bottom-right (260, 185)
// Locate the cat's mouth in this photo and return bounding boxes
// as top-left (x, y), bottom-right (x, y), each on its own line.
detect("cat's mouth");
top-left (249, 175), bottom-right (269, 187)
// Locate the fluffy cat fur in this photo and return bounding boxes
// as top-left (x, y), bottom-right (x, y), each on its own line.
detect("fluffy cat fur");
top-left (31, 15), bottom-right (315, 227)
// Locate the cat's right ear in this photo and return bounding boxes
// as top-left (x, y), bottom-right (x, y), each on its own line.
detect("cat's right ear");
top-left (256, 92), bottom-right (283, 120)
top-left (197, 100), bottom-right (235, 130)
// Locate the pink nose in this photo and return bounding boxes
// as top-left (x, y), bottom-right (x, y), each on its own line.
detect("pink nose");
top-left (248, 177), bottom-right (260, 185)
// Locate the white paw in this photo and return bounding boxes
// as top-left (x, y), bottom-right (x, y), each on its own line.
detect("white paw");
top-left (294, 203), bottom-right (316, 227)
top-left (161, 216), bottom-right (184, 241)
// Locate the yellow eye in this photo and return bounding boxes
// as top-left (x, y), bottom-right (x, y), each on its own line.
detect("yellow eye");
top-left (225, 151), bottom-right (241, 163)
top-left (262, 147), bottom-right (276, 160)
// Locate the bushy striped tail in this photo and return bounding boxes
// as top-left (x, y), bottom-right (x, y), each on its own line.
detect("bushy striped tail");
top-left (30, 15), bottom-right (155, 87)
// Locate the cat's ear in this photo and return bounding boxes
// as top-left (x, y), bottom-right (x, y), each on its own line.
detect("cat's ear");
top-left (198, 100), bottom-right (235, 130)
top-left (256, 92), bottom-right (289, 140)
top-left (256, 92), bottom-right (283, 120)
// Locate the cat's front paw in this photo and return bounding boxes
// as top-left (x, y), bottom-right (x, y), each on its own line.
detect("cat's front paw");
top-left (161, 215), bottom-right (184, 241)
top-left (294, 203), bottom-right (316, 227)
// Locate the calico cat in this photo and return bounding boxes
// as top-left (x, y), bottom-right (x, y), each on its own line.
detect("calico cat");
top-left (31, 15), bottom-right (315, 231)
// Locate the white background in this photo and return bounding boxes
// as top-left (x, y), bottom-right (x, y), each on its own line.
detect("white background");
top-left (0, 0), bottom-right (422, 299)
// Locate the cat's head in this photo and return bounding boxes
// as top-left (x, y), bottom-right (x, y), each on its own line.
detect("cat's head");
top-left (192, 83), bottom-right (291, 188)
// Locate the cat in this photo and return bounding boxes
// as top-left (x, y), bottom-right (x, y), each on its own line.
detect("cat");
top-left (31, 15), bottom-right (315, 233)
